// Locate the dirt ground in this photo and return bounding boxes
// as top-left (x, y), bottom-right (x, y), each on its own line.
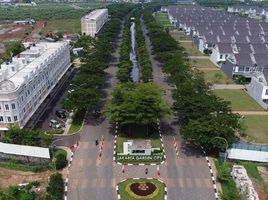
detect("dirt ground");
top-left (258, 166), bottom-right (268, 184)
top-left (0, 167), bottom-right (52, 190)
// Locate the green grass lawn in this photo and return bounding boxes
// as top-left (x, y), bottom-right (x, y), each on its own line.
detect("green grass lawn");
top-left (169, 30), bottom-right (191, 41)
top-left (243, 115), bottom-right (268, 143)
top-left (203, 70), bottom-right (233, 84)
top-left (190, 58), bottom-right (217, 68)
top-left (118, 178), bottom-right (165, 200)
top-left (178, 41), bottom-right (204, 56)
top-left (43, 19), bottom-right (81, 34)
top-left (68, 110), bottom-right (85, 134)
top-left (154, 12), bottom-right (173, 29)
top-left (214, 90), bottom-right (263, 111)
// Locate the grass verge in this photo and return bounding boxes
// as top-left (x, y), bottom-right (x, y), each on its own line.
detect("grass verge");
top-left (203, 70), bottom-right (232, 84)
top-left (190, 58), bottom-right (217, 68)
top-left (214, 89), bottom-right (263, 111)
top-left (118, 178), bottom-right (165, 200)
top-left (68, 110), bottom-right (86, 134)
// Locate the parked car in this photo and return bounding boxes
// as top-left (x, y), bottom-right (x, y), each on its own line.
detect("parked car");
top-left (49, 119), bottom-right (61, 129)
top-left (55, 110), bottom-right (67, 119)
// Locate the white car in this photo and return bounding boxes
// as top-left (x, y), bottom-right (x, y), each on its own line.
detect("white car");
top-left (49, 119), bottom-right (61, 129)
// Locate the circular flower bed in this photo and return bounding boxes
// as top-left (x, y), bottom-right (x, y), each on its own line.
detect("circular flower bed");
top-left (130, 182), bottom-right (157, 196)
top-left (118, 178), bottom-right (165, 200)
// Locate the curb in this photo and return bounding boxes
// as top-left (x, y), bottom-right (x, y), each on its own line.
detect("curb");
top-left (201, 147), bottom-right (219, 200)
top-left (116, 178), bottom-right (167, 200)
top-left (63, 141), bottom-right (79, 200)
top-left (113, 121), bottom-right (166, 166)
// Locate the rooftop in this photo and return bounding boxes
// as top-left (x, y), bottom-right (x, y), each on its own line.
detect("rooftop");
top-left (128, 140), bottom-right (152, 150)
top-left (0, 42), bottom-right (67, 92)
top-left (0, 142), bottom-right (50, 159)
top-left (83, 9), bottom-right (108, 21)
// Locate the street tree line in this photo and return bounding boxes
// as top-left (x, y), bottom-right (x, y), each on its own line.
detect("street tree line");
top-left (142, 9), bottom-right (241, 153)
top-left (135, 18), bottom-right (153, 83)
top-left (116, 15), bottom-right (132, 83)
top-left (64, 4), bottom-right (135, 114)
top-left (117, 7), bottom-right (153, 83)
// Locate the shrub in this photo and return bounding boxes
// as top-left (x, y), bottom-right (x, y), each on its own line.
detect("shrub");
top-left (46, 173), bottom-right (64, 200)
top-left (55, 151), bottom-right (67, 170)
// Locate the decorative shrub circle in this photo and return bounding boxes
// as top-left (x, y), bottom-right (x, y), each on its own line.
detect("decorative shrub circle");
top-left (130, 182), bottom-right (157, 196)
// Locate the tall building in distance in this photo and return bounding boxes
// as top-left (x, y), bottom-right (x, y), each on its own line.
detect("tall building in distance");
top-left (81, 9), bottom-right (108, 37)
top-left (0, 42), bottom-right (71, 130)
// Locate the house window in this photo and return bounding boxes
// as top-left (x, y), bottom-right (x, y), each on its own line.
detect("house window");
top-left (220, 54), bottom-right (223, 59)
top-left (0, 116), bottom-right (3, 122)
top-left (7, 117), bottom-right (11, 122)
top-left (14, 116), bottom-right (18, 121)
top-left (5, 104), bottom-right (9, 110)
top-left (266, 90), bottom-right (268, 95)
top-left (11, 103), bottom-right (15, 109)
top-left (245, 67), bottom-right (250, 72)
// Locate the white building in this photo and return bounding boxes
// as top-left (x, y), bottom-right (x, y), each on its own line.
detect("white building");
top-left (0, 42), bottom-right (71, 130)
top-left (81, 9), bottom-right (108, 37)
top-left (0, 142), bottom-right (50, 163)
top-left (231, 165), bottom-right (259, 200)
top-left (122, 140), bottom-right (160, 156)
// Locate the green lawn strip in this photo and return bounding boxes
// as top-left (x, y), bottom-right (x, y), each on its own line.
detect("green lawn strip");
top-left (68, 110), bottom-right (86, 134)
top-left (169, 30), bottom-right (191, 41)
top-left (214, 90), bottom-right (263, 111)
top-left (243, 115), bottom-right (268, 143)
top-left (189, 58), bottom-right (217, 68)
top-left (178, 41), bottom-right (204, 56)
top-left (154, 12), bottom-right (173, 29)
top-left (203, 70), bottom-right (233, 84)
top-left (43, 19), bottom-right (81, 34)
top-left (118, 178), bottom-right (165, 200)
top-left (0, 160), bottom-right (53, 172)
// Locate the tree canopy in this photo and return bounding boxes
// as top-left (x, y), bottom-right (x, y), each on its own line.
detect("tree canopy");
top-left (105, 83), bottom-right (171, 126)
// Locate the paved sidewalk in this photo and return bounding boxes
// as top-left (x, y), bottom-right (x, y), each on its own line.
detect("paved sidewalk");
top-left (233, 111), bottom-right (268, 115)
top-left (211, 84), bottom-right (245, 90)
top-left (189, 56), bottom-right (209, 59)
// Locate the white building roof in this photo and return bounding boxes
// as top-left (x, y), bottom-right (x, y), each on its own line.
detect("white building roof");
top-left (83, 9), bottom-right (108, 21)
top-left (227, 148), bottom-right (268, 162)
top-left (0, 142), bottom-right (50, 159)
top-left (0, 42), bottom-right (67, 92)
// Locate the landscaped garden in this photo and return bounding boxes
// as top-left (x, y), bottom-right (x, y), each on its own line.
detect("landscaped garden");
top-left (242, 115), bottom-right (268, 143)
top-left (214, 89), bottom-right (263, 111)
top-left (118, 178), bottom-right (165, 200)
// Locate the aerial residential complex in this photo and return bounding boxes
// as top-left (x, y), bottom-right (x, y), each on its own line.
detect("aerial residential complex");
top-left (0, 42), bottom-right (71, 130)
top-left (163, 5), bottom-right (268, 109)
top-left (81, 8), bottom-right (108, 37)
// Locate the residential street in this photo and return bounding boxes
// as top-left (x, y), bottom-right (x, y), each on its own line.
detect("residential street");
top-left (66, 20), bottom-right (216, 200)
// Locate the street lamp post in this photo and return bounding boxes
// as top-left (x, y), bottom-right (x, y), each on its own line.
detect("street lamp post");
top-left (214, 136), bottom-right (228, 163)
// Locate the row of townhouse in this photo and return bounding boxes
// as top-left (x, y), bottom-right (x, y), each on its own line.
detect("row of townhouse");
top-left (228, 5), bottom-right (268, 22)
top-left (0, 42), bottom-right (71, 131)
top-left (164, 5), bottom-right (268, 109)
